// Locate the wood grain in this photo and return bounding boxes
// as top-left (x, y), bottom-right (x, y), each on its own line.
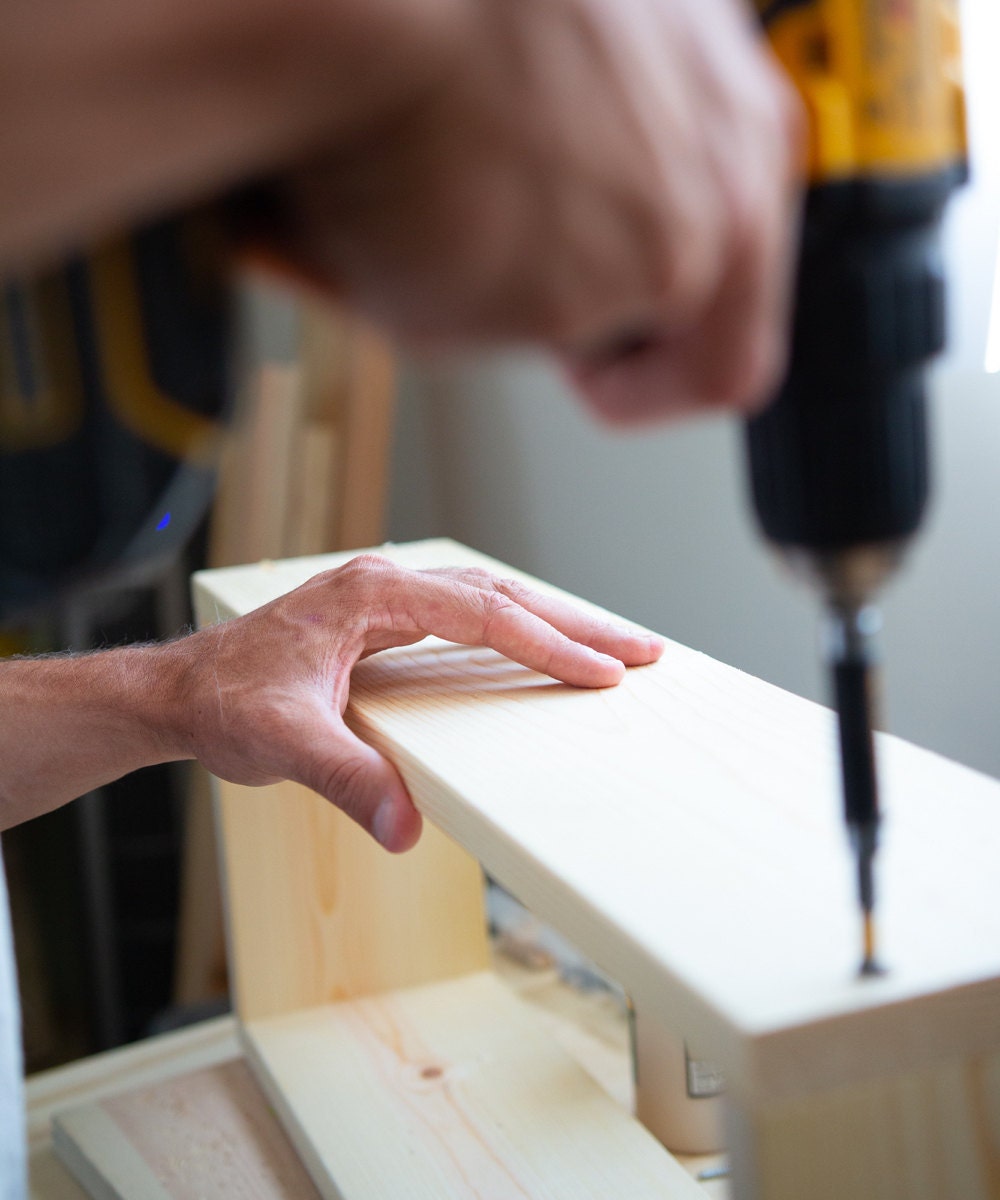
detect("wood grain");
top-left (729, 1044), bottom-right (1000, 1200)
top-left (27, 1017), bottom-right (239, 1152)
top-left (193, 540), bottom-right (1000, 1107)
top-left (297, 302), bottom-right (396, 552)
top-left (177, 303), bottom-right (397, 1008)
top-left (210, 776), bottom-right (490, 1021)
top-left (243, 971), bottom-right (708, 1200)
top-left (38, 966), bottom-right (729, 1200)
top-left (52, 1060), bottom-right (320, 1200)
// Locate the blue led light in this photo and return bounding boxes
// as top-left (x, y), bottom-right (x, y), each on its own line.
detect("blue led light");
top-left (156, 512), bottom-right (171, 531)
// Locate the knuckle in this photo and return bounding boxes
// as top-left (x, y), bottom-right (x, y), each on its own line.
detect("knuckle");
top-left (528, 294), bottom-right (578, 346)
top-left (648, 186), bottom-right (726, 319)
top-left (313, 753), bottom-right (370, 817)
top-left (663, 229), bottom-right (722, 319)
top-left (322, 554), bottom-right (399, 607)
top-left (341, 553), bottom-right (394, 581)
top-left (477, 589), bottom-right (518, 633)
top-left (460, 567), bottom-right (495, 589)
top-left (699, 329), bottom-right (785, 413)
top-left (512, 275), bottom-right (602, 347)
top-left (478, 590), bottom-right (511, 617)
top-left (494, 576), bottom-right (532, 607)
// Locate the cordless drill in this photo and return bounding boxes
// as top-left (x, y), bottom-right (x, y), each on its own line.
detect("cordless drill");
top-left (748, 0), bottom-right (967, 973)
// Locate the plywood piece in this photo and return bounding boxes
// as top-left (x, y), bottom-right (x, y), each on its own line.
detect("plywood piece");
top-left (52, 1059), bottom-right (320, 1200)
top-left (27, 1017), bottom-right (240, 1153)
top-left (193, 541), bottom-right (1000, 1108)
top-left (212, 776), bottom-right (489, 1021)
top-left (243, 970), bottom-right (708, 1200)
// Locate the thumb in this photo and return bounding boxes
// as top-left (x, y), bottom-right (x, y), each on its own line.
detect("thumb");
top-left (290, 713), bottom-right (422, 853)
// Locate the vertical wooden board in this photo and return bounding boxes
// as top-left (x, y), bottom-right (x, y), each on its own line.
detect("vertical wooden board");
top-left (208, 364), bottom-right (302, 568)
top-left (215, 777), bottom-right (489, 1021)
top-left (242, 972), bottom-right (710, 1200)
top-left (297, 302), bottom-right (395, 552)
top-left (730, 1046), bottom-right (1000, 1200)
top-left (333, 323), bottom-right (395, 550)
top-left (284, 424), bottom-right (341, 558)
top-left (172, 765), bottom-right (227, 1005)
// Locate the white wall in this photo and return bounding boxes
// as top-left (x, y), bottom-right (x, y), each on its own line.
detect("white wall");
top-left (388, 359), bottom-right (1000, 780)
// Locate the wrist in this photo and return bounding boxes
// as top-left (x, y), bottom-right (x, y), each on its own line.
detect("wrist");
top-left (0, 644), bottom-right (195, 829)
top-left (130, 636), bottom-right (204, 766)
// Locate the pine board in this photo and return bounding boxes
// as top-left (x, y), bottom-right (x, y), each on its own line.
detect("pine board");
top-left (211, 775), bottom-right (489, 1022)
top-left (52, 1060), bottom-right (320, 1199)
top-left (193, 541), bottom-right (1000, 1106)
top-left (242, 970), bottom-right (708, 1199)
top-left (43, 971), bottom-right (726, 1200)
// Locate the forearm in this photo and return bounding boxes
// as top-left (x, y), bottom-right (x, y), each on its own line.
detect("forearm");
top-left (0, 0), bottom-right (466, 274)
top-left (0, 645), bottom-right (189, 830)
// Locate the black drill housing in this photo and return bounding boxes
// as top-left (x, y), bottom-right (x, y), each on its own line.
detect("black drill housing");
top-left (746, 172), bottom-right (961, 552)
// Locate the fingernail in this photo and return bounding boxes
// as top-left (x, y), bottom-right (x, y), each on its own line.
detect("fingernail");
top-left (593, 651), bottom-right (623, 667)
top-left (373, 798), bottom-right (397, 848)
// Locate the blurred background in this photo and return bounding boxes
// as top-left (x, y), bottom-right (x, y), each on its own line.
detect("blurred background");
top-left (6, 0), bottom-right (1000, 1075)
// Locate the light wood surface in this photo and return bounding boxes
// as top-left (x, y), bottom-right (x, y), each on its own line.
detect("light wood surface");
top-left (193, 540), bottom-right (1000, 1198)
top-left (731, 1045), bottom-right (1000, 1200)
top-left (177, 302), bottom-right (398, 1008)
top-left (27, 1018), bottom-right (240, 1200)
top-left (243, 970), bottom-right (708, 1200)
top-left (209, 776), bottom-right (489, 1021)
top-left (193, 539), bottom-right (1000, 1107)
top-left (52, 1061), bottom-right (320, 1200)
top-left (35, 964), bottom-right (729, 1200)
top-left (296, 302), bottom-right (396, 553)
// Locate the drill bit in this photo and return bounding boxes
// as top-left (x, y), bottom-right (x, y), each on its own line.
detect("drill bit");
top-left (826, 603), bottom-right (885, 978)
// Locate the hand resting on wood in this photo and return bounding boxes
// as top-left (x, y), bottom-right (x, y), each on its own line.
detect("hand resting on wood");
top-left (0, 556), bottom-right (662, 846)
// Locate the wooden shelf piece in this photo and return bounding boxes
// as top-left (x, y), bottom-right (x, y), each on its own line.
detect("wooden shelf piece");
top-left (193, 540), bottom-right (1000, 1200)
top-left (243, 971), bottom-right (707, 1200)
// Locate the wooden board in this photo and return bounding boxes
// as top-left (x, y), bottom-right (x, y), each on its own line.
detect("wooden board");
top-left (193, 540), bottom-right (1000, 1109)
top-left (176, 302), bottom-right (397, 1010)
top-left (28, 1018), bottom-right (240, 1200)
top-left (208, 776), bottom-right (489, 1022)
top-left (242, 970), bottom-right (708, 1200)
top-left (52, 1060), bottom-right (320, 1200)
top-left (39, 968), bottom-right (729, 1200)
top-left (27, 1017), bottom-right (240, 1154)
top-left (728, 1046), bottom-right (1000, 1200)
